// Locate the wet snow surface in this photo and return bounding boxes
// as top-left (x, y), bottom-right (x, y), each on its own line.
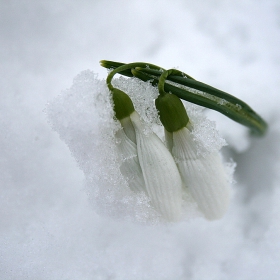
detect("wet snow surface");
top-left (1, 1), bottom-right (280, 279)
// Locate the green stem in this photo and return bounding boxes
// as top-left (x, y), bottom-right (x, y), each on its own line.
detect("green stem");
top-left (136, 68), bottom-right (252, 110)
top-left (100, 60), bottom-right (268, 136)
top-left (101, 60), bottom-right (163, 92)
top-left (158, 69), bottom-right (181, 96)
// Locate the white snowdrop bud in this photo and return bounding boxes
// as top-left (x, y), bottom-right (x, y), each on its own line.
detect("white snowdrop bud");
top-left (130, 111), bottom-right (183, 221)
top-left (115, 115), bottom-right (145, 193)
top-left (165, 126), bottom-right (230, 220)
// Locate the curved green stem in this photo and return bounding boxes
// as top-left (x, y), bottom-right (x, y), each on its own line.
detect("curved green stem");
top-left (134, 68), bottom-right (267, 136)
top-left (100, 60), bottom-right (268, 136)
top-left (101, 60), bottom-right (163, 92)
top-left (136, 67), bottom-right (252, 110)
top-left (158, 69), bottom-right (182, 96)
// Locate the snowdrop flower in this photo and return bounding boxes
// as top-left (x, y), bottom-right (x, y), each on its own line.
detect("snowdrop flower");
top-left (156, 74), bottom-right (230, 220)
top-left (108, 76), bottom-right (183, 221)
top-left (118, 110), bottom-right (183, 221)
top-left (101, 62), bottom-right (267, 221)
top-left (164, 126), bottom-right (230, 220)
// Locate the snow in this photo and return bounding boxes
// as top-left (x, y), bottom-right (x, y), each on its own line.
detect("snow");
top-left (1, 0), bottom-right (280, 279)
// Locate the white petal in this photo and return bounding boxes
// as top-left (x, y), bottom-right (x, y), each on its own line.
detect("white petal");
top-left (172, 127), bottom-right (230, 220)
top-left (115, 128), bottom-right (145, 193)
top-left (120, 116), bottom-right (136, 143)
top-left (130, 111), bottom-right (183, 221)
top-left (164, 129), bottom-right (173, 152)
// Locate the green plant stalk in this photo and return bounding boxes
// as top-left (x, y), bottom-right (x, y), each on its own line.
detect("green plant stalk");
top-left (101, 60), bottom-right (268, 136)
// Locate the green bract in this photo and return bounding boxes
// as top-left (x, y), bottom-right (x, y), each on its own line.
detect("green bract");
top-left (155, 93), bottom-right (189, 132)
top-left (111, 88), bottom-right (135, 120)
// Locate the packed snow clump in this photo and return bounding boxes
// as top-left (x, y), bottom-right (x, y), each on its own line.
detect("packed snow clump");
top-left (46, 70), bottom-right (235, 223)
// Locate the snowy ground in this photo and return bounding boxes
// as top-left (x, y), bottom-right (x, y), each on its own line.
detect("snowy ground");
top-left (1, 1), bottom-right (280, 279)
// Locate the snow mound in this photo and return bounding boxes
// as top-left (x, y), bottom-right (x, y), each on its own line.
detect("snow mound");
top-left (46, 70), bottom-right (234, 223)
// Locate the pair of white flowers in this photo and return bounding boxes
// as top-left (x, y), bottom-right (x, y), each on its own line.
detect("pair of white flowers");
top-left (106, 65), bottom-right (230, 221)
top-left (116, 109), bottom-right (230, 222)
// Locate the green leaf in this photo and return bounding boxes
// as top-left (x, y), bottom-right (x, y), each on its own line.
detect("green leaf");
top-left (100, 60), bottom-right (268, 136)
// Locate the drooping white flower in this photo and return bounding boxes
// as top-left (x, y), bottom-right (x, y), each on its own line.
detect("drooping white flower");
top-left (117, 111), bottom-right (183, 221)
top-left (155, 86), bottom-right (231, 220)
top-left (115, 117), bottom-right (145, 193)
top-left (165, 126), bottom-right (230, 220)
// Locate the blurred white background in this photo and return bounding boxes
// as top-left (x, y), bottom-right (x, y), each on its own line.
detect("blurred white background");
top-left (1, 1), bottom-right (280, 279)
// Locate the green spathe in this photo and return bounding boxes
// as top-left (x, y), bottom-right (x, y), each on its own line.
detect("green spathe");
top-left (112, 88), bottom-right (135, 120)
top-left (155, 93), bottom-right (189, 132)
